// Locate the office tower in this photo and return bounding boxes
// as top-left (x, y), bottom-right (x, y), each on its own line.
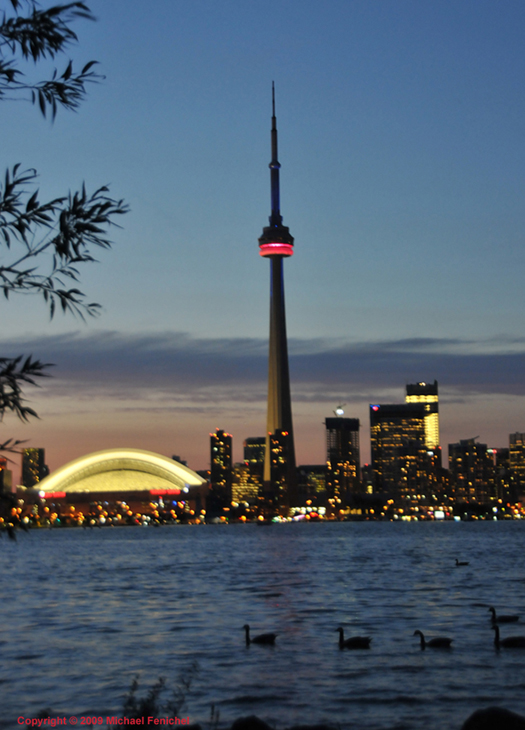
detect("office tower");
top-left (490, 447), bottom-right (512, 502)
top-left (297, 464), bottom-right (326, 500)
top-left (0, 456), bottom-right (7, 488)
top-left (232, 463), bottom-right (260, 504)
top-left (448, 438), bottom-right (494, 503)
top-left (369, 404), bottom-right (431, 500)
top-left (509, 433), bottom-right (525, 498)
top-left (0, 456), bottom-right (12, 493)
top-left (361, 463), bottom-right (374, 495)
top-left (325, 417), bottom-right (360, 503)
top-left (259, 84), bottom-right (296, 506)
top-left (405, 380), bottom-right (440, 451)
top-left (267, 429), bottom-right (293, 504)
top-left (21, 447), bottom-right (48, 488)
top-left (243, 436), bottom-right (265, 496)
top-left (244, 437), bottom-right (266, 467)
top-left (210, 429), bottom-right (232, 507)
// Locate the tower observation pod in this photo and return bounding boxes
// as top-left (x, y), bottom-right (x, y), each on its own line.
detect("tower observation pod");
top-left (258, 84), bottom-right (297, 508)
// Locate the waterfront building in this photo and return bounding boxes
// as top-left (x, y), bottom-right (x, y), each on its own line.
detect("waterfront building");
top-left (244, 437), bottom-right (266, 465)
top-left (259, 85), bottom-right (297, 507)
top-left (243, 436), bottom-right (265, 498)
top-left (210, 429), bottom-right (232, 507)
top-left (361, 463), bottom-right (374, 494)
top-left (232, 462), bottom-right (260, 504)
top-left (448, 438), bottom-right (495, 503)
top-left (405, 380), bottom-right (440, 453)
top-left (509, 433), bottom-right (525, 497)
top-left (489, 447), bottom-right (513, 502)
top-left (369, 403), bottom-right (431, 501)
top-left (21, 447), bottom-right (48, 488)
top-left (297, 464), bottom-right (327, 503)
top-left (24, 448), bottom-right (207, 520)
top-left (267, 429), bottom-right (293, 506)
top-left (0, 456), bottom-right (12, 494)
top-left (325, 417), bottom-right (360, 504)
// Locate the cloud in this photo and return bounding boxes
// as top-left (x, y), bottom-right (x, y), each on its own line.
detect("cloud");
top-left (4, 331), bottom-right (525, 474)
top-left (1, 330), bottom-right (525, 405)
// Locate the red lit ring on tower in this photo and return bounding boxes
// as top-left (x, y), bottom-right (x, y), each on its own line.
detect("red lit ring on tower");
top-left (259, 242), bottom-right (294, 257)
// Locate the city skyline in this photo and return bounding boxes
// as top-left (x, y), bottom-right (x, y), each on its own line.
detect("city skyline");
top-left (8, 370), bottom-right (525, 481)
top-left (2, 1), bottom-right (525, 481)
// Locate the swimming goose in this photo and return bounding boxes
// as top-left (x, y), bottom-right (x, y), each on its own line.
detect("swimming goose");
top-left (492, 624), bottom-right (525, 649)
top-left (413, 630), bottom-right (452, 650)
top-left (455, 558), bottom-right (469, 566)
top-left (489, 606), bottom-right (519, 624)
top-left (243, 624), bottom-right (277, 646)
top-left (336, 627), bottom-right (371, 649)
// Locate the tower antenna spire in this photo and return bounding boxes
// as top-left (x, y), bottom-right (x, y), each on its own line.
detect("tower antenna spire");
top-left (258, 83), bottom-right (294, 253)
top-left (270, 81), bottom-right (281, 225)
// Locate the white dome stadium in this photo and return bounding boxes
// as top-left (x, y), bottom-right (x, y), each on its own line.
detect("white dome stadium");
top-left (36, 448), bottom-right (206, 496)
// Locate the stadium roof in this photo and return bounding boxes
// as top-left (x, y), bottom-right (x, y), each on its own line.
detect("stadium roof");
top-left (36, 448), bottom-right (206, 494)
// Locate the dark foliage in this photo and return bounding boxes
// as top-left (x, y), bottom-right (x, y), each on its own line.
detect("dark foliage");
top-left (122, 664), bottom-right (200, 721)
top-left (0, 0), bottom-right (128, 451)
top-left (0, 354), bottom-right (50, 423)
top-left (0, 163), bottom-right (128, 318)
top-left (0, 1), bottom-right (102, 117)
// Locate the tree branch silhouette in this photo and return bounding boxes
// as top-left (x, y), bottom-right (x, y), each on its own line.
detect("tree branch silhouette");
top-left (0, 1), bottom-right (103, 117)
top-left (0, 1), bottom-right (128, 462)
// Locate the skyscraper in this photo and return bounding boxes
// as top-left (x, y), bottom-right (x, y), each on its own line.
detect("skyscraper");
top-left (243, 436), bottom-right (265, 496)
top-left (448, 438), bottom-right (494, 503)
top-left (325, 417), bottom-right (360, 503)
top-left (244, 437), bottom-right (266, 467)
top-left (489, 447), bottom-right (512, 502)
top-left (0, 456), bottom-right (12, 494)
top-left (369, 403), bottom-right (429, 500)
top-left (232, 463), bottom-right (260, 504)
top-left (210, 429), bottom-right (232, 507)
top-left (267, 429), bottom-right (294, 503)
top-left (21, 447), bottom-right (48, 488)
top-left (259, 85), bottom-right (296, 506)
top-left (509, 433), bottom-right (525, 497)
top-left (405, 381), bottom-right (440, 451)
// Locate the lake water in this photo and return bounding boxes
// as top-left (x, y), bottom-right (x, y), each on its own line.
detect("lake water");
top-left (2, 521), bottom-right (525, 729)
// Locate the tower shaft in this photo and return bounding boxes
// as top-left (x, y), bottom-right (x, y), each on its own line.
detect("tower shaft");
top-left (264, 257), bottom-right (296, 485)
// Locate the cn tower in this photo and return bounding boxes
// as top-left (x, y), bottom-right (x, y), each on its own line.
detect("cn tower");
top-left (258, 84), bottom-right (296, 506)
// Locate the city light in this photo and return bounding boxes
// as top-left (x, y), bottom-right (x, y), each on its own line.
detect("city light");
top-left (258, 242), bottom-right (294, 257)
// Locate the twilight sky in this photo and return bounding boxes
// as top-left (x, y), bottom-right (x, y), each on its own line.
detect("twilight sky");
top-left (2, 0), bottom-right (525, 481)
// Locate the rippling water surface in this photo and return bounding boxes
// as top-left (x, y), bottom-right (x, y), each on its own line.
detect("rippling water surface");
top-left (2, 521), bottom-right (525, 729)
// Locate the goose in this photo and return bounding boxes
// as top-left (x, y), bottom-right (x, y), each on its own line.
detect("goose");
top-left (492, 624), bottom-right (525, 649)
top-left (413, 630), bottom-right (452, 650)
top-left (336, 627), bottom-right (371, 650)
top-left (455, 558), bottom-right (469, 566)
top-left (243, 624), bottom-right (277, 646)
top-left (489, 606), bottom-right (519, 624)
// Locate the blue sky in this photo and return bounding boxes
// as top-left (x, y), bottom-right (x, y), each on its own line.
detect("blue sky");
top-left (2, 0), bottom-right (525, 478)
